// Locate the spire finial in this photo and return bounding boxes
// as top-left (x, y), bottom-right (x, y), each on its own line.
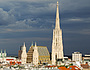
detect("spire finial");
top-left (57, 1), bottom-right (58, 5)
top-left (31, 41), bottom-right (33, 46)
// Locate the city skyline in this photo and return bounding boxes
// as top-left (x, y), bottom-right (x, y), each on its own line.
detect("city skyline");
top-left (0, 0), bottom-right (90, 56)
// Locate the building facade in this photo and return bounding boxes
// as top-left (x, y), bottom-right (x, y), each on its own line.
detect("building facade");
top-left (18, 50), bottom-right (22, 60)
top-left (26, 42), bottom-right (50, 65)
top-left (52, 1), bottom-right (64, 65)
top-left (72, 52), bottom-right (82, 62)
top-left (18, 46), bottom-right (23, 60)
top-left (83, 54), bottom-right (90, 64)
top-left (27, 43), bottom-right (34, 63)
top-left (21, 42), bottom-right (27, 64)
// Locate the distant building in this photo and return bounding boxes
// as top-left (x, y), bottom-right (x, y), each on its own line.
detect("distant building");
top-left (6, 57), bottom-right (21, 65)
top-left (18, 50), bottom-right (22, 60)
top-left (0, 56), bottom-right (16, 63)
top-left (0, 49), bottom-right (7, 62)
top-left (18, 46), bottom-right (23, 60)
top-left (21, 42), bottom-right (27, 64)
top-left (83, 54), bottom-right (90, 64)
top-left (64, 57), bottom-right (68, 61)
top-left (0, 49), bottom-right (6, 58)
top-left (72, 52), bottom-right (82, 62)
top-left (81, 64), bottom-right (90, 70)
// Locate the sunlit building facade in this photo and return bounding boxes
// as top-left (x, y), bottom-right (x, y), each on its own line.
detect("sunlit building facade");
top-left (72, 52), bottom-right (82, 62)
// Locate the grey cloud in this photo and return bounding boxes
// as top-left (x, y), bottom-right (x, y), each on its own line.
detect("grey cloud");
top-left (63, 29), bottom-right (90, 35)
top-left (62, 17), bottom-right (90, 24)
top-left (0, 8), bottom-right (15, 25)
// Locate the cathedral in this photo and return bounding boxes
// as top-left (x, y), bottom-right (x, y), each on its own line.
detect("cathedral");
top-left (27, 42), bottom-right (50, 65)
top-left (52, 1), bottom-right (64, 65)
top-left (18, 1), bottom-right (64, 65)
top-left (19, 42), bottom-right (50, 65)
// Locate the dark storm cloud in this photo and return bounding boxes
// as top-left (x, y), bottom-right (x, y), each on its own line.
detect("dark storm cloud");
top-left (0, 0), bottom-right (90, 55)
top-left (0, 0), bottom-right (56, 29)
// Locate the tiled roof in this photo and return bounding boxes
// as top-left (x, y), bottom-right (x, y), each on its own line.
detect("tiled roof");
top-left (38, 47), bottom-right (49, 56)
top-left (58, 67), bottom-right (68, 70)
top-left (68, 66), bottom-right (81, 70)
top-left (32, 46), bottom-right (50, 56)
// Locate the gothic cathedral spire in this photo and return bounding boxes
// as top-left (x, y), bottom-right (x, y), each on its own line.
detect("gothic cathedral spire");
top-left (55, 1), bottom-right (60, 29)
top-left (52, 1), bottom-right (64, 65)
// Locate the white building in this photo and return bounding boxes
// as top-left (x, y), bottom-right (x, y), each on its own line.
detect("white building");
top-left (21, 42), bottom-right (27, 64)
top-left (0, 49), bottom-right (7, 62)
top-left (33, 42), bottom-right (39, 65)
top-left (72, 52), bottom-right (82, 62)
top-left (83, 54), bottom-right (90, 64)
top-left (52, 1), bottom-right (64, 65)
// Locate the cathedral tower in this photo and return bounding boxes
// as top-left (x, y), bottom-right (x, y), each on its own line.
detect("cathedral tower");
top-left (52, 1), bottom-right (64, 65)
top-left (21, 42), bottom-right (27, 64)
top-left (33, 42), bottom-right (39, 65)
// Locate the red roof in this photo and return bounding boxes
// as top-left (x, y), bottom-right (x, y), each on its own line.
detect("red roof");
top-left (6, 59), bottom-right (14, 61)
top-left (68, 66), bottom-right (81, 70)
top-left (58, 67), bottom-right (69, 70)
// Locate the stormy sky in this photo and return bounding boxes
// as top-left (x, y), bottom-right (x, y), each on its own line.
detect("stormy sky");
top-left (0, 0), bottom-right (90, 56)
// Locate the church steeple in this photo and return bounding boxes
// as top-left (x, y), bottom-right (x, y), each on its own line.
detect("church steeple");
top-left (55, 1), bottom-right (60, 29)
top-left (52, 1), bottom-right (64, 65)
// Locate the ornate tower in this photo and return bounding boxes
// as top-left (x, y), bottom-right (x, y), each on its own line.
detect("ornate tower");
top-left (21, 42), bottom-right (27, 64)
top-left (33, 42), bottom-right (39, 65)
top-left (52, 1), bottom-right (64, 65)
top-left (27, 42), bottom-right (34, 63)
